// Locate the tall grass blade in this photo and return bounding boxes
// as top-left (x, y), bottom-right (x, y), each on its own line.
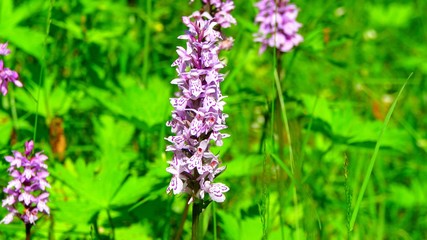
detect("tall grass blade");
top-left (33, 0), bottom-right (52, 142)
top-left (349, 73), bottom-right (413, 231)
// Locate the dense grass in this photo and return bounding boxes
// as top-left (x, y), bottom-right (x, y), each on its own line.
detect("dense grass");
top-left (0, 0), bottom-right (426, 239)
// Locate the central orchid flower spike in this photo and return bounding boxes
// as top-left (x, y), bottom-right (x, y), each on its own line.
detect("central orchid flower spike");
top-left (166, 12), bottom-right (230, 204)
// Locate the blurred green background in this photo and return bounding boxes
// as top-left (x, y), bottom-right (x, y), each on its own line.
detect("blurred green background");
top-left (0, 0), bottom-right (426, 239)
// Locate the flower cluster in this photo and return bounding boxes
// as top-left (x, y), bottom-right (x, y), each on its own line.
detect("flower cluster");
top-left (0, 141), bottom-right (50, 225)
top-left (190, 0), bottom-right (236, 50)
top-left (202, 0), bottom-right (237, 29)
top-left (0, 42), bottom-right (22, 96)
top-left (166, 12), bottom-right (230, 203)
top-left (254, 0), bottom-right (303, 53)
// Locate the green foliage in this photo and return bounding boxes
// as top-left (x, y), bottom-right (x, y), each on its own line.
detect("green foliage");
top-left (0, 0), bottom-right (426, 239)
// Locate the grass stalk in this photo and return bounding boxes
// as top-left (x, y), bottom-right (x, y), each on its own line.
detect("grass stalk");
top-left (9, 88), bottom-right (19, 132)
top-left (142, 0), bottom-right (152, 85)
top-left (349, 73), bottom-right (412, 231)
top-left (33, 0), bottom-right (53, 142)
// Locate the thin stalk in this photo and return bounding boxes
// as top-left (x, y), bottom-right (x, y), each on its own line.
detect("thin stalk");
top-left (33, 0), bottom-right (53, 142)
top-left (272, 19), bottom-right (285, 240)
top-left (9, 88), bottom-right (19, 131)
top-left (273, 67), bottom-right (294, 175)
top-left (174, 198), bottom-right (190, 240)
top-left (273, 51), bottom-right (300, 240)
top-left (260, 148), bottom-right (270, 240)
top-left (349, 73), bottom-right (412, 231)
top-left (142, 0), bottom-right (151, 85)
top-left (192, 202), bottom-right (203, 240)
top-left (25, 223), bottom-right (32, 240)
top-left (212, 202), bottom-right (217, 240)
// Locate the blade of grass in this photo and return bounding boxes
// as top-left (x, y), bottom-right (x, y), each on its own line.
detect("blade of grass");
top-left (349, 73), bottom-right (413, 231)
top-left (33, 0), bottom-right (52, 142)
top-left (141, 0), bottom-right (151, 86)
top-left (270, 152), bottom-right (295, 183)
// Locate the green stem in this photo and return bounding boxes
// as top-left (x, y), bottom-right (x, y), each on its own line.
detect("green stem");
top-left (192, 202), bottom-right (203, 240)
top-left (174, 198), bottom-right (190, 240)
top-left (25, 223), bottom-right (32, 240)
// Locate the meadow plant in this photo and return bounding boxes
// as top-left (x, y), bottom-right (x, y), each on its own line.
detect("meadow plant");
top-left (1, 140), bottom-right (50, 239)
top-left (254, 0), bottom-right (303, 53)
top-left (0, 42), bottom-right (22, 95)
top-left (166, 11), bottom-right (230, 205)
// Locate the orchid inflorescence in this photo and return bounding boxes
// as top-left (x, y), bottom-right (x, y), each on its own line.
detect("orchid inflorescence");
top-left (254, 0), bottom-right (303, 53)
top-left (0, 42), bottom-right (22, 96)
top-left (165, 8), bottom-right (234, 204)
top-left (0, 140), bottom-right (50, 225)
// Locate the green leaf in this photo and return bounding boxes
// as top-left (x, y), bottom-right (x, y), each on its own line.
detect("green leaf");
top-left (87, 77), bottom-right (171, 128)
top-left (224, 154), bottom-right (263, 178)
top-left (0, 27), bottom-right (46, 60)
top-left (217, 210), bottom-right (240, 240)
top-left (368, 3), bottom-right (413, 28)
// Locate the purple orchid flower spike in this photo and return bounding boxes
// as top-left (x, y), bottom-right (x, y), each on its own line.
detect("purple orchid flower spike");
top-left (1, 140), bottom-right (50, 225)
top-left (166, 12), bottom-right (230, 204)
top-left (254, 0), bottom-right (303, 54)
top-left (0, 42), bottom-right (23, 96)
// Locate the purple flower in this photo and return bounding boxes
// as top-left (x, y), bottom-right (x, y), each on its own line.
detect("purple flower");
top-left (0, 141), bottom-right (50, 225)
top-left (202, 0), bottom-right (237, 28)
top-left (0, 43), bottom-right (11, 56)
top-left (254, 0), bottom-right (303, 53)
top-left (0, 42), bottom-right (22, 96)
top-left (166, 12), bottom-right (230, 204)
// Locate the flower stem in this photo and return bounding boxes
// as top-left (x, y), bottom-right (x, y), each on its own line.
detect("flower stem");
top-left (25, 223), bottom-right (32, 240)
top-left (174, 198), bottom-right (190, 240)
top-left (192, 201), bottom-right (203, 240)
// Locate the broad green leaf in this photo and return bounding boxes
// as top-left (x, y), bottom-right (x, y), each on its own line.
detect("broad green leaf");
top-left (16, 76), bottom-right (74, 120)
top-left (110, 174), bottom-right (160, 206)
top-left (0, 0), bottom-right (13, 26)
top-left (0, 27), bottom-right (46, 61)
top-left (87, 77), bottom-right (171, 128)
top-left (241, 217), bottom-right (263, 240)
top-left (224, 154), bottom-right (263, 178)
top-left (368, 3), bottom-right (413, 28)
top-left (217, 210), bottom-right (240, 240)
top-left (8, 0), bottom-right (46, 27)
